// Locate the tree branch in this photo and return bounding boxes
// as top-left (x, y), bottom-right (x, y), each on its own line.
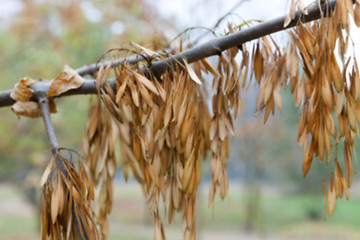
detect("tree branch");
top-left (75, 48), bottom-right (173, 76)
top-left (37, 92), bottom-right (59, 150)
top-left (37, 92), bottom-right (88, 240)
top-left (0, 0), bottom-right (345, 108)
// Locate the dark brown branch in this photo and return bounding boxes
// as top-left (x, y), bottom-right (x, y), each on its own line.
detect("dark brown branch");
top-left (0, 0), bottom-right (345, 107)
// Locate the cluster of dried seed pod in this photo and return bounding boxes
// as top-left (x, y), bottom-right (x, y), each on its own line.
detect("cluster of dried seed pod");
top-left (83, 103), bottom-right (116, 238)
top-left (256, 1), bottom-right (360, 217)
top-left (77, 2), bottom-right (360, 237)
top-left (254, 36), bottom-right (299, 123)
top-left (40, 149), bottom-right (98, 240)
top-left (86, 36), bottom-right (246, 239)
top-left (208, 47), bottom-right (240, 205)
top-left (14, 1), bottom-right (360, 239)
top-left (294, 1), bottom-right (360, 217)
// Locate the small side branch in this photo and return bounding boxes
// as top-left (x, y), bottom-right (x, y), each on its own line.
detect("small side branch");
top-left (37, 92), bottom-right (59, 150)
top-left (37, 92), bottom-right (87, 240)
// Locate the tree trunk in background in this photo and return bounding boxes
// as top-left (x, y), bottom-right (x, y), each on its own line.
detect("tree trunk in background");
top-left (243, 139), bottom-right (263, 233)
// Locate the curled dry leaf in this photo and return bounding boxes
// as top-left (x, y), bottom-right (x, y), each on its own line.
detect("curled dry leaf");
top-left (10, 76), bottom-right (38, 102)
top-left (183, 59), bottom-right (202, 85)
top-left (48, 65), bottom-right (86, 97)
top-left (11, 100), bottom-right (57, 119)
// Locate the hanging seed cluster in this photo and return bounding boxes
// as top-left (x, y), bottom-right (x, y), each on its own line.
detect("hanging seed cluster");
top-left (83, 103), bottom-right (116, 238)
top-left (294, 1), bottom-right (360, 217)
top-left (255, 0), bottom-right (360, 217)
top-left (81, 34), bottom-right (244, 238)
top-left (32, 1), bottom-right (360, 238)
top-left (40, 149), bottom-right (98, 239)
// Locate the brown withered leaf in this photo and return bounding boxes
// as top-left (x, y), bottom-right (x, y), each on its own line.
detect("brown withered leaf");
top-left (51, 189), bottom-right (59, 224)
top-left (132, 70), bottom-right (159, 95)
top-left (11, 76), bottom-right (38, 102)
top-left (273, 83), bottom-right (282, 111)
top-left (328, 173), bottom-right (336, 217)
top-left (130, 42), bottom-right (159, 57)
top-left (355, 2), bottom-right (360, 27)
top-left (11, 100), bottom-right (57, 119)
top-left (48, 65), bottom-right (86, 97)
top-left (183, 59), bottom-right (202, 85)
top-left (40, 155), bottom-right (56, 189)
top-left (302, 147), bottom-right (313, 178)
top-left (335, 89), bottom-right (345, 116)
top-left (201, 58), bottom-right (220, 77)
top-left (115, 75), bottom-right (128, 103)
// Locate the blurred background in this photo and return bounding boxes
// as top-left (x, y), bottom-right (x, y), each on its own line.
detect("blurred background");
top-left (1, 0), bottom-right (360, 239)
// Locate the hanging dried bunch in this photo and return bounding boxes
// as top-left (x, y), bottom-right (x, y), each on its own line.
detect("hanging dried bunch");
top-left (88, 34), bottom-right (245, 238)
top-left (208, 33), bottom-right (240, 205)
top-left (254, 34), bottom-right (300, 123)
top-left (40, 149), bottom-right (98, 240)
top-left (83, 102), bottom-right (117, 238)
top-left (255, 0), bottom-right (360, 217)
top-left (292, 1), bottom-right (359, 217)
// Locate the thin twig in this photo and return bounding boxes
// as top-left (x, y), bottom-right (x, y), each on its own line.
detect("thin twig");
top-left (37, 92), bottom-right (87, 240)
top-left (36, 92), bottom-right (59, 150)
top-left (0, 0), bottom-right (350, 108)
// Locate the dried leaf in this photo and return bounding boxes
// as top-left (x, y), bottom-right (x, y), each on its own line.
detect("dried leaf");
top-left (130, 70), bottom-right (158, 95)
top-left (40, 155), bottom-right (55, 189)
top-left (48, 65), bottom-right (86, 97)
top-left (11, 76), bottom-right (38, 102)
top-left (328, 173), bottom-right (336, 217)
top-left (11, 100), bottom-right (57, 119)
top-left (335, 89), bottom-right (345, 116)
top-left (115, 75), bottom-right (128, 103)
top-left (201, 58), bottom-right (220, 76)
top-left (51, 189), bottom-right (59, 224)
top-left (183, 59), bottom-right (202, 85)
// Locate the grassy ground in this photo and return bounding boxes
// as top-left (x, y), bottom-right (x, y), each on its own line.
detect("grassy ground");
top-left (1, 182), bottom-right (360, 239)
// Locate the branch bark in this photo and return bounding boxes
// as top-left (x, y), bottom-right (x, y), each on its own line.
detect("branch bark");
top-left (37, 92), bottom-right (59, 150)
top-left (0, 0), bottom-right (344, 108)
